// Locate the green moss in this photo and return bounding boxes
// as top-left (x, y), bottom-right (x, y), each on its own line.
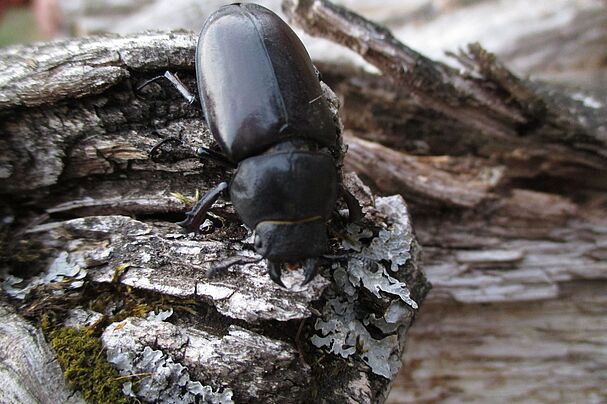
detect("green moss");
top-left (170, 190), bottom-right (200, 206)
top-left (15, 256), bottom-right (201, 403)
top-left (49, 327), bottom-right (131, 404)
top-left (111, 263), bottom-right (133, 284)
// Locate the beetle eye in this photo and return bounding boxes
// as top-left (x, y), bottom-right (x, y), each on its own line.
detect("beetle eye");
top-left (254, 234), bottom-right (262, 249)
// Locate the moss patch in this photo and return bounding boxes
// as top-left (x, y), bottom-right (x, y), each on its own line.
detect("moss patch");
top-left (49, 326), bottom-right (131, 404)
top-left (9, 253), bottom-right (201, 402)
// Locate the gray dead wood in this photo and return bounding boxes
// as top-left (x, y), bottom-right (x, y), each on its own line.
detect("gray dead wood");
top-left (282, 0), bottom-right (607, 402)
top-left (0, 28), bottom-right (428, 404)
top-left (0, 302), bottom-right (84, 403)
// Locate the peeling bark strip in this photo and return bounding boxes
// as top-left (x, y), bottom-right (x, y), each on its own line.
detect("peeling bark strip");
top-left (0, 19), bottom-right (428, 403)
top-left (282, 0), bottom-right (606, 162)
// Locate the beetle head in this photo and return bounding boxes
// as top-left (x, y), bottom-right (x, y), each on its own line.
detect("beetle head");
top-left (254, 219), bottom-right (327, 287)
top-left (254, 219), bottom-right (328, 261)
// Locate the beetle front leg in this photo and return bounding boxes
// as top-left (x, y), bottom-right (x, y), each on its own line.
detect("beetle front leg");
top-left (176, 182), bottom-right (228, 233)
top-left (268, 261), bottom-right (286, 288)
top-left (138, 71), bottom-right (196, 104)
top-left (301, 258), bottom-right (320, 286)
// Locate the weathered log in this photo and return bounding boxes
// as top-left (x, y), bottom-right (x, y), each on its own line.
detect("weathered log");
top-left (391, 282), bottom-right (607, 403)
top-left (281, 0), bottom-right (607, 402)
top-left (0, 29), bottom-right (428, 404)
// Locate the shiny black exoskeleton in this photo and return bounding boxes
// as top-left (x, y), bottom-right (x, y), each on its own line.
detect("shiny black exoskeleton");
top-left (152, 4), bottom-right (361, 286)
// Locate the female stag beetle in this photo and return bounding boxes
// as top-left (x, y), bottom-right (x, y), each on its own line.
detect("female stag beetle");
top-left (145, 3), bottom-right (362, 287)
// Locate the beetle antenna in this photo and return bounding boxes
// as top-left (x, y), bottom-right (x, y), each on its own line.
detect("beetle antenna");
top-left (137, 71), bottom-right (197, 104)
top-left (149, 136), bottom-right (182, 162)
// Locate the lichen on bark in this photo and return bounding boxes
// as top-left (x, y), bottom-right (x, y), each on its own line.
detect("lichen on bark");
top-left (311, 190), bottom-right (420, 379)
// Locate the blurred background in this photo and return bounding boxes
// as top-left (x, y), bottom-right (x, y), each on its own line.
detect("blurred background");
top-left (1, 1), bottom-right (606, 403)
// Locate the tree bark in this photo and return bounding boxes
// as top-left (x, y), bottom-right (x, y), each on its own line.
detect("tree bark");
top-left (0, 29), bottom-right (427, 404)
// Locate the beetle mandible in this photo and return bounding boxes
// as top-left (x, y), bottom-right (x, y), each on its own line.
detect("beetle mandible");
top-left (146, 3), bottom-right (362, 286)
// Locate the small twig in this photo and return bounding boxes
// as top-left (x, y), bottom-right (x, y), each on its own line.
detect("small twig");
top-left (112, 372), bottom-right (154, 382)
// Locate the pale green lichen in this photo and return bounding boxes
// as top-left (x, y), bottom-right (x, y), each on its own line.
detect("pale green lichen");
top-left (3, 251), bottom-right (86, 299)
top-left (106, 309), bottom-right (234, 404)
top-left (310, 296), bottom-right (401, 379)
top-left (346, 257), bottom-right (418, 309)
top-left (311, 195), bottom-right (418, 379)
top-left (111, 346), bottom-right (234, 404)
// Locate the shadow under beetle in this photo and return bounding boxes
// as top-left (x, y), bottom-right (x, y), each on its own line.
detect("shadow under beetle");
top-left (143, 3), bottom-right (362, 287)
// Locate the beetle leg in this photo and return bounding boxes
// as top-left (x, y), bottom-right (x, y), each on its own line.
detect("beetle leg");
top-left (322, 253), bottom-right (349, 262)
top-left (339, 185), bottom-right (363, 223)
top-left (207, 255), bottom-right (263, 278)
top-left (268, 261), bottom-right (286, 288)
top-left (176, 182), bottom-right (228, 233)
top-left (196, 147), bottom-right (237, 169)
top-left (138, 71), bottom-right (197, 104)
top-left (301, 258), bottom-right (319, 286)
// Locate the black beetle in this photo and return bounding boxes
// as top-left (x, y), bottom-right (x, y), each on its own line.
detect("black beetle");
top-left (145, 3), bottom-right (361, 287)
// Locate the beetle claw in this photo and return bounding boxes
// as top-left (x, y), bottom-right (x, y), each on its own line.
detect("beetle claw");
top-left (177, 182), bottom-right (228, 233)
top-left (301, 258), bottom-right (319, 286)
top-left (175, 212), bottom-right (196, 231)
top-left (268, 262), bottom-right (286, 288)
